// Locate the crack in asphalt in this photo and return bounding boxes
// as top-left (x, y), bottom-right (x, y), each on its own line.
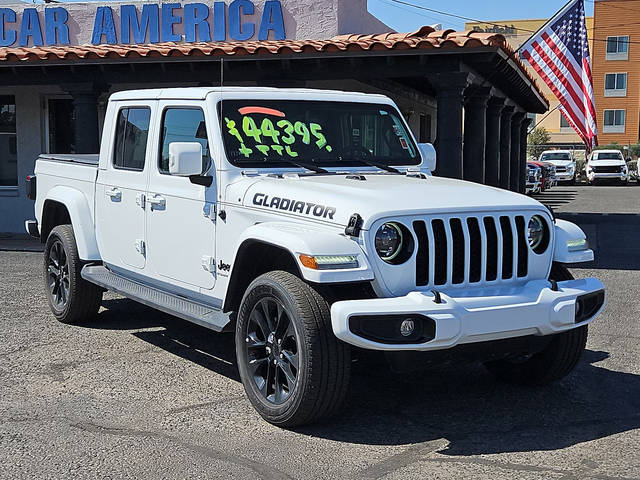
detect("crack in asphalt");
top-left (420, 457), bottom-right (638, 480)
top-left (71, 421), bottom-right (294, 480)
top-left (166, 396), bottom-right (246, 415)
top-left (43, 347), bottom-right (156, 382)
top-left (0, 341), bottom-right (62, 359)
top-left (358, 439), bottom-right (450, 479)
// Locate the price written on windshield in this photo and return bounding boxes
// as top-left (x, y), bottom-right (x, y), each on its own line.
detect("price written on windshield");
top-left (225, 114), bottom-right (333, 158)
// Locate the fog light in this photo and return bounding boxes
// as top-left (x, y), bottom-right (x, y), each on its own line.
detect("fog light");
top-left (400, 319), bottom-right (415, 337)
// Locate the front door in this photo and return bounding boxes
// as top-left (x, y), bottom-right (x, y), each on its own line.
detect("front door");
top-left (145, 103), bottom-right (217, 290)
top-left (95, 104), bottom-right (153, 271)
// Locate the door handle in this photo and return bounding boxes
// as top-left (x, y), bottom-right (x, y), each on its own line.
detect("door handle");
top-left (106, 188), bottom-right (121, 201)
top-left (148, 194), bottom-right (166, 210)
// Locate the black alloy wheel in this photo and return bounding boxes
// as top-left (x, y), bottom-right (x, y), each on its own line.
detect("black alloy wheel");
top-left (43, 224), bottom-right (103, 324)
top-left (245, 297), bottom-right (300, 405)
top-left (47, 239), bottom-right (70, 310)
top-left (236, 271), bottom-right (350, 427)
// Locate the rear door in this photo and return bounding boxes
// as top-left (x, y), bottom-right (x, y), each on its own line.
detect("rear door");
top-left (95, 103), bottom-right (154, 270)
top-left (145, 101), bottom-right (217, 290)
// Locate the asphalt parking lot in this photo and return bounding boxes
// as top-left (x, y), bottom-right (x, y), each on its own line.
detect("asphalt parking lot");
top-left (1, 185), bottom-right (639, 480)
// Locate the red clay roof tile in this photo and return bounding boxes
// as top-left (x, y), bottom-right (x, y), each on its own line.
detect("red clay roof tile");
top-left (0, 26), bottom-right (542, 100)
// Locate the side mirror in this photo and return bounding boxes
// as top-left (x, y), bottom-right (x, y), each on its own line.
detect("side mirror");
top-left (169, 142), bottom-right (203, 177)
top-left (418, 143), bottom-right (436, 172)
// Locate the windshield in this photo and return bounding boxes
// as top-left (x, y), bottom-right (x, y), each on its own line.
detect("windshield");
top-left (594, 152), bottom-right (623, 160)
top-left (541, 152), bottom-right (571, 161)
top-left (219, 100), bottom-right (420, 168)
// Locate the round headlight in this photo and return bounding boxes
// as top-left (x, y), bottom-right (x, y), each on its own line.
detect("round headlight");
top-left (375, 222), bottom-right (403, 262)
top-left (528, 215), bottom-right (548, 253)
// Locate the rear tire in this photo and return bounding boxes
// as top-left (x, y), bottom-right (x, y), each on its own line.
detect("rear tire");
top-left (44, 225), bottom-right (103, 324)
top-left (484, 264), bottom-right (587, 385)
top-left (235, 271), bottom-right (350, 427)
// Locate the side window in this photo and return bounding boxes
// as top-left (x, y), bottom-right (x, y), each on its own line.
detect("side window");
top-left (113, 107), bottom-right (151, 171)
top-left (159, 108), bottom-right (210, 174)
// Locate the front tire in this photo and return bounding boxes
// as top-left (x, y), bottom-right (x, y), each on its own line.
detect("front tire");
top-left (484, 264), bottom-right (587, 385)
top-left (235, 271), bottom-right (350, 427)
top-left (44, 225), bottom-right (103, 324)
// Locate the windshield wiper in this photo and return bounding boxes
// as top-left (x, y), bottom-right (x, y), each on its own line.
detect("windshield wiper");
top-left (342, 158), bottom-right (401, 174)
top-left (237, 158), bottom-right (329, 174)
top-left (281, 158), bottom-right (329, 174)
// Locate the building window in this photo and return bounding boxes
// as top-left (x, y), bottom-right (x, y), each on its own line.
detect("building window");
top-left (560, 114), bottom-right (572, 131)
top-left (159, 108), bottom-right (210, 174)
top-left (113, 107), bottom-right (151, 171)
top-left (604, 73), bottom-right (627, 97)
top-left (603, 109), bottom-right (626, 133)
top-left (606, 36), bottom-right (629, 60)
top-left (0, 95), bottom-right (17, 187)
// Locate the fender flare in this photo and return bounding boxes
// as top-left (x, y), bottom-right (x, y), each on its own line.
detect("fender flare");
top-left (230, 222), bottom-right (374, 284)
top-left (44, 186), bottom-right (100, 260)
top-left (553, 219), bottom-right (594, 264)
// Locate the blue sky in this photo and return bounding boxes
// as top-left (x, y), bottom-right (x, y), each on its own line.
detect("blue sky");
top-left (368, 0), bottom-right (593, 32)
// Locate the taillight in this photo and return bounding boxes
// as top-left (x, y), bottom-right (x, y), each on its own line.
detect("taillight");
top-left (26, 175), bottom-right (36, 200)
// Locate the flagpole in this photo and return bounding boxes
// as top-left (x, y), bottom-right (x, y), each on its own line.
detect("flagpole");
top-left (516, 0), bottom-right (578, 54)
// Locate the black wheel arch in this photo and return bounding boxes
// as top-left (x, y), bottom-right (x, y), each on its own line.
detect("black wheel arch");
top-left (223, 240), bottom-right (302, 313)
top-left (41, 200), bottom-right (71, 243)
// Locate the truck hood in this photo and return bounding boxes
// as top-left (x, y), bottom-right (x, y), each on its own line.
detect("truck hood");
top-left (241, 173), bottom-right (544, 229)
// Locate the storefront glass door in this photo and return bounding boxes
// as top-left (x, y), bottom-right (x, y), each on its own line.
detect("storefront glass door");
top-left (46, 98), bottom-right (75, 154)
top-left (0, 95), bottom-right (17, 187)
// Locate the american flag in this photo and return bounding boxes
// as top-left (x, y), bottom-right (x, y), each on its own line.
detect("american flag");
top-left (519, 0), bottom-right (598, 151)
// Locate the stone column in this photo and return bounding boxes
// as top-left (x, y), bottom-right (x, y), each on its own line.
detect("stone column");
top-left (519, 117), bottom-right (533, 194)
top-left (510, 112), bottom-right (525, 192)
top-left (499, 106), bottom-right (514, 190)
top-left (63, 83), bottom-right (103, 154)
top-left (485, 96), bottom-right (505, 188)
top-left (463, 87), bottom-right (491, 184)
top-left (429, 72), bottom-right (470, 179)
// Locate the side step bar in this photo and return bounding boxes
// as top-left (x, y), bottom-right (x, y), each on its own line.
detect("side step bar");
top-left (81, 265), bottom-right (231, 332)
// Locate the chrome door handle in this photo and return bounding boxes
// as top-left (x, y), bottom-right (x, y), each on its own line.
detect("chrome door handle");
top-left (106, 188), bottom-right (121, 201)
top-left (148, 194), bottom-right (166, 210)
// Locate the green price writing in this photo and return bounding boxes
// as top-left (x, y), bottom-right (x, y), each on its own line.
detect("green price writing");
top-left (225, 115), bottom-right (333, 158)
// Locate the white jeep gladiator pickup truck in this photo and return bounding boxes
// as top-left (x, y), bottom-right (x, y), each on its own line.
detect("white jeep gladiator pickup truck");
top-left (26, 87), bottom-right (606, 427)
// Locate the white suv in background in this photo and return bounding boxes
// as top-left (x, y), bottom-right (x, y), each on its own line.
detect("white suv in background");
top-left (586, 149), bottom-right (629, 185)
top-left (539, 150), bottom-right (577, 184)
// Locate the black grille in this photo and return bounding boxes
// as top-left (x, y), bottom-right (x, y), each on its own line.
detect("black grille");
top-left (500, 216), bottom-right (513, 279)
top-left (413, 220), bottom-right (429, 287)
top-left (413, 215), bottom-right (529, 287)
top-left (432, 219), bottom-right (447, 286)
top-left (467, 218), bottom-right (482, 283)
top-left (593, 165), bottom-right (621, 174)
top-left (515, 216), bottom-right (528, 278)
top-left (484, 217), bottom-right (498, 282)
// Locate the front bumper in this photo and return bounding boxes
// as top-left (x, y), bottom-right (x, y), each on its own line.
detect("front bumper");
top-left (588, 172), bottom-right (628, 181)
top-left (555, 172), bottom-right (575, 181)
top-left (331, 278), bottom-right (605, 351)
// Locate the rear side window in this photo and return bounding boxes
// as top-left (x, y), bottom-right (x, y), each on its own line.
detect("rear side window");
top-left (113, 107), bottom-right (151, 171)
top-left (159, 108), bottom-right (210, 174)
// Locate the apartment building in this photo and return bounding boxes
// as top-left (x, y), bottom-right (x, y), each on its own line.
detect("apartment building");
top-left (592, 0), bottom-right (639, 145)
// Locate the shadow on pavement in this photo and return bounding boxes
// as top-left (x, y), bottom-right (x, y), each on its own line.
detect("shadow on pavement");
top-left (86, 299), bottom-right (640, 454)
top-left (86, 298), bottom-right (240, 382)
top-left (532, 189), bottom-right (578, 208)
top-left (301, 349), bottom-right (640, 454)
top-left (558, 213), bottom-right (640, 270)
